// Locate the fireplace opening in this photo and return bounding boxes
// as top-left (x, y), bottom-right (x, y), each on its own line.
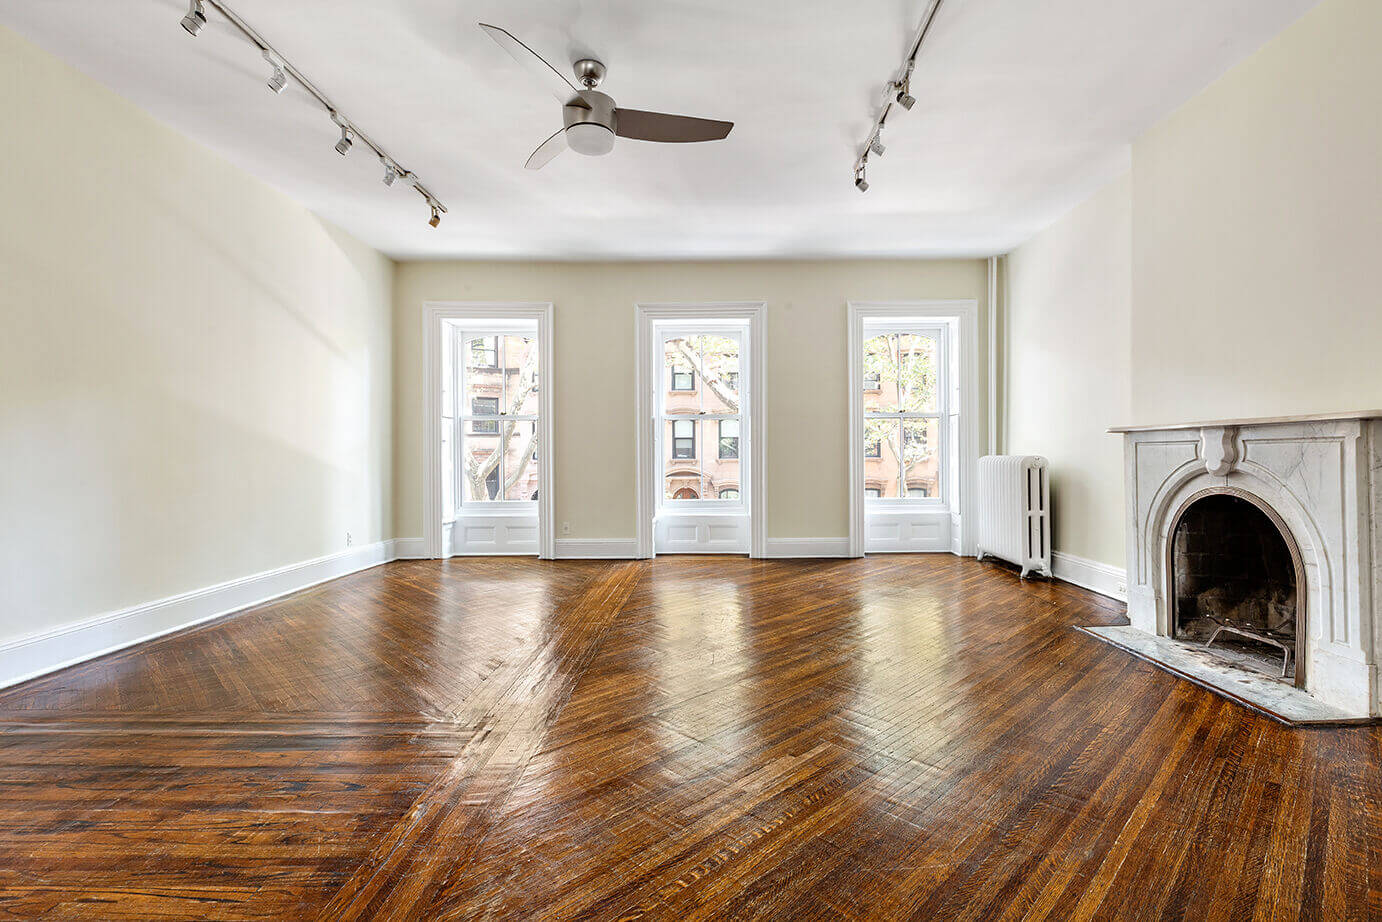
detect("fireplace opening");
top-left (1171, 493), bottom-right (1301, 684)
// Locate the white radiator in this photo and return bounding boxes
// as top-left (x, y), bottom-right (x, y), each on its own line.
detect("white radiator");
top-left (975, 455), bottom-right (1051, 579)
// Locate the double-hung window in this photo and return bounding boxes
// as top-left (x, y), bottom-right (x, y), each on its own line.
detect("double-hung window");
top-left (659, 329), bottom-right (745, 506)
top-left (861, 324), bottom-right (947, 504)
top-left (455, 328), bottom-right (541, 506)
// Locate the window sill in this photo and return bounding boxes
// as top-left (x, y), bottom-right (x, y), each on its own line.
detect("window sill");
top-left (656, 507), bottom-right (748, 518)
top-left (450, 506), bottom-right (538, 519)
top-left (865, 504), bottom-right (949, 515)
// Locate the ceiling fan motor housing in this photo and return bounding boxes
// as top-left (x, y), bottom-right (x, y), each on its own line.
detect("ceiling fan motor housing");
top-left (563, 90), bottom-right (617, 156)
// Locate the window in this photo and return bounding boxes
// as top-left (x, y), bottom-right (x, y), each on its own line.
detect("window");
top-left (672, 419), bottom-right (696, 459)
top-left (456, 329), bottom-right (540, 506)
top-left (470, 396), bottom-right (499, 434)
top-left (862, 328), bottom-right (945, 502)
top-left (718, 419), bottom-right (740, 459)
top-left (661, 330), bottom-right (745, 503)
top-left (470, 336), bottom-right (498, 368)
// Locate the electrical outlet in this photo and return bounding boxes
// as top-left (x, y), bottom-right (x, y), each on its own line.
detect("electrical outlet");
top-left (346, 532), bottom-right (353, 547)
top-left (1116, 583), bottom-right (1126, 594)
top-left (561, 522), bottom-right (572, 535)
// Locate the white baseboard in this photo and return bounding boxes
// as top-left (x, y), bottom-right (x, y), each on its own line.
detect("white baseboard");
top-left (553, 538), bottom-right (639, 559)
top-left (1052, 551), bottom-right (1127, 602)
top-left (762, 537), bottom-right (852, 558)
top-left (391, 537), bottom-right (427, 559)
top-left (0, 540), bottom-right (396, 691)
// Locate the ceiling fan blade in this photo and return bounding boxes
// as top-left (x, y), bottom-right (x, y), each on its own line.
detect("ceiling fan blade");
top-left (525, 129), bottom-right (568, 170)
top-left (614, 109), bottom-right (733, 143)
top-left (478, 23), bottom-right (580, 103)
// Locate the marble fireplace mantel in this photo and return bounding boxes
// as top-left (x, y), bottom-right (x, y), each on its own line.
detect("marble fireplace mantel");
top-left (1094, 412), bottom-right (1382, 721)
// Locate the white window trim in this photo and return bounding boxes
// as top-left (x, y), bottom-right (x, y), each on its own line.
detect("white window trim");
top-left (847, 301), bottom-right (980, 559)
top-left (635, 303), bottom-right (767, 559)
top-left (424, 302), bottom-right (554, 559)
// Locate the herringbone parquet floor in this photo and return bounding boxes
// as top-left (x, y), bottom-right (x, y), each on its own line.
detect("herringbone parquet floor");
top-left (0, 555), bottom-right (1376, 919)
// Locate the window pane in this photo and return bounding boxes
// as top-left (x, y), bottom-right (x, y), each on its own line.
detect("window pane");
top-left (505, 335), bottom-right (541, 417)
top-left (664, 337), bottom-right (699, 413)
top-left (718, 418), bottom-right (740, 460)
top-left (863, 419), bottom-right (900, 498)
top-left (462, 433), bottom-right (502, 502)
top-left (441, 417), bottom-right (455, 515)
top-left (901, 418), bottom-right (940, 499)
top-left (697, 334), bottom-right (740, 413)
top-left (502, 420), bottom-right (540, 500)
top-left (664, 334), bottom-right (741, 415)
top-left (895, 333), bottom-right (939, 413)
top-left (664, 417), bottom-right (701, 500)
top-left (470, 396), bottom-right (499, 433)
top-left (465, 335), bottom-right (503, 423)
top-left (863, 331), bottom-right (941, 413)
top-left (862, 334), bottom-right (891, 413)
top-left (706, 418), bottom-right (740, 500)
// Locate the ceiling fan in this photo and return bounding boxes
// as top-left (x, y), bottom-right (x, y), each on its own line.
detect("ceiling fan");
top-left (478, 23), bottom-right (734, 170)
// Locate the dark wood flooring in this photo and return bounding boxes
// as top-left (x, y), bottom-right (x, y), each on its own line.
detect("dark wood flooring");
top-left (1, 555), bottom-right (1378, 919)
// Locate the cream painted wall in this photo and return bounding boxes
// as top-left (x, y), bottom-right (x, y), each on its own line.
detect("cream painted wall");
top-left (1006, 172), bottom-right (1132, 567)
top-left (1003, 0), bottom-right (1379, 571)
top-left (0, 26), bottom-right (395, 641)
top-left (393, 260), bottom-right (990, 541)
top-left (1131, 0), bottom-right (1381, 423)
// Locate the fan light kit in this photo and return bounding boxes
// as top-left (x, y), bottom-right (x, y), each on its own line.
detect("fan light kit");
top-left (853, 0), bottom-right (946, 191)
top-left (178, 0), bottom-right (447, 227)
top-left (478, 23), bottom-right (734, 170)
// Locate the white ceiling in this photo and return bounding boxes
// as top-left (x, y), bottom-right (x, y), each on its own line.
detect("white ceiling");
top-left (4, 0), bottom-right (1319, 260)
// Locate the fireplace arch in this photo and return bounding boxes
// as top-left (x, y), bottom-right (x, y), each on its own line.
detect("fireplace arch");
top-left (1163, 487), bottom-right (1306, 687)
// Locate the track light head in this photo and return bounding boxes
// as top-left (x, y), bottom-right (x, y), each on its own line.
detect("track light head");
top-left (264, 53), bottom-right (288, 95)
top-left (334, 123), bottom-right (354, 156)
top-left (383, 163), bottom-right (399, 187)
top-left (180, 0), bottom-right (207, 36)
top-left (854, 168), bottom-right (869, 193)
top-left (895, 84), bottom-right (916, 110)
top-left (429, 205), bottom-right (442, 228)
top-left (870, 135), bottom-right (886, 157)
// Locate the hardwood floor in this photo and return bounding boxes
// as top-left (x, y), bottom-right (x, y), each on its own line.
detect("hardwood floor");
top-left (1, 555), bottom-right (1378, 919)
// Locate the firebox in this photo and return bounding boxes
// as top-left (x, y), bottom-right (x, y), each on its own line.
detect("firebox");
top-left (1170, 491), bottom-right (1304, 686)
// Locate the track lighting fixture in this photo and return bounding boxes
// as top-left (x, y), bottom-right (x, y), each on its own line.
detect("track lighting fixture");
top-left (178, 1), bottom-right (447, 227)
top-left (851, 0), bottom-right (945, 190)
top-left (264, 51), bottom-right (287, 95)
top-left (180, 0), bottom-right (207, 36)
